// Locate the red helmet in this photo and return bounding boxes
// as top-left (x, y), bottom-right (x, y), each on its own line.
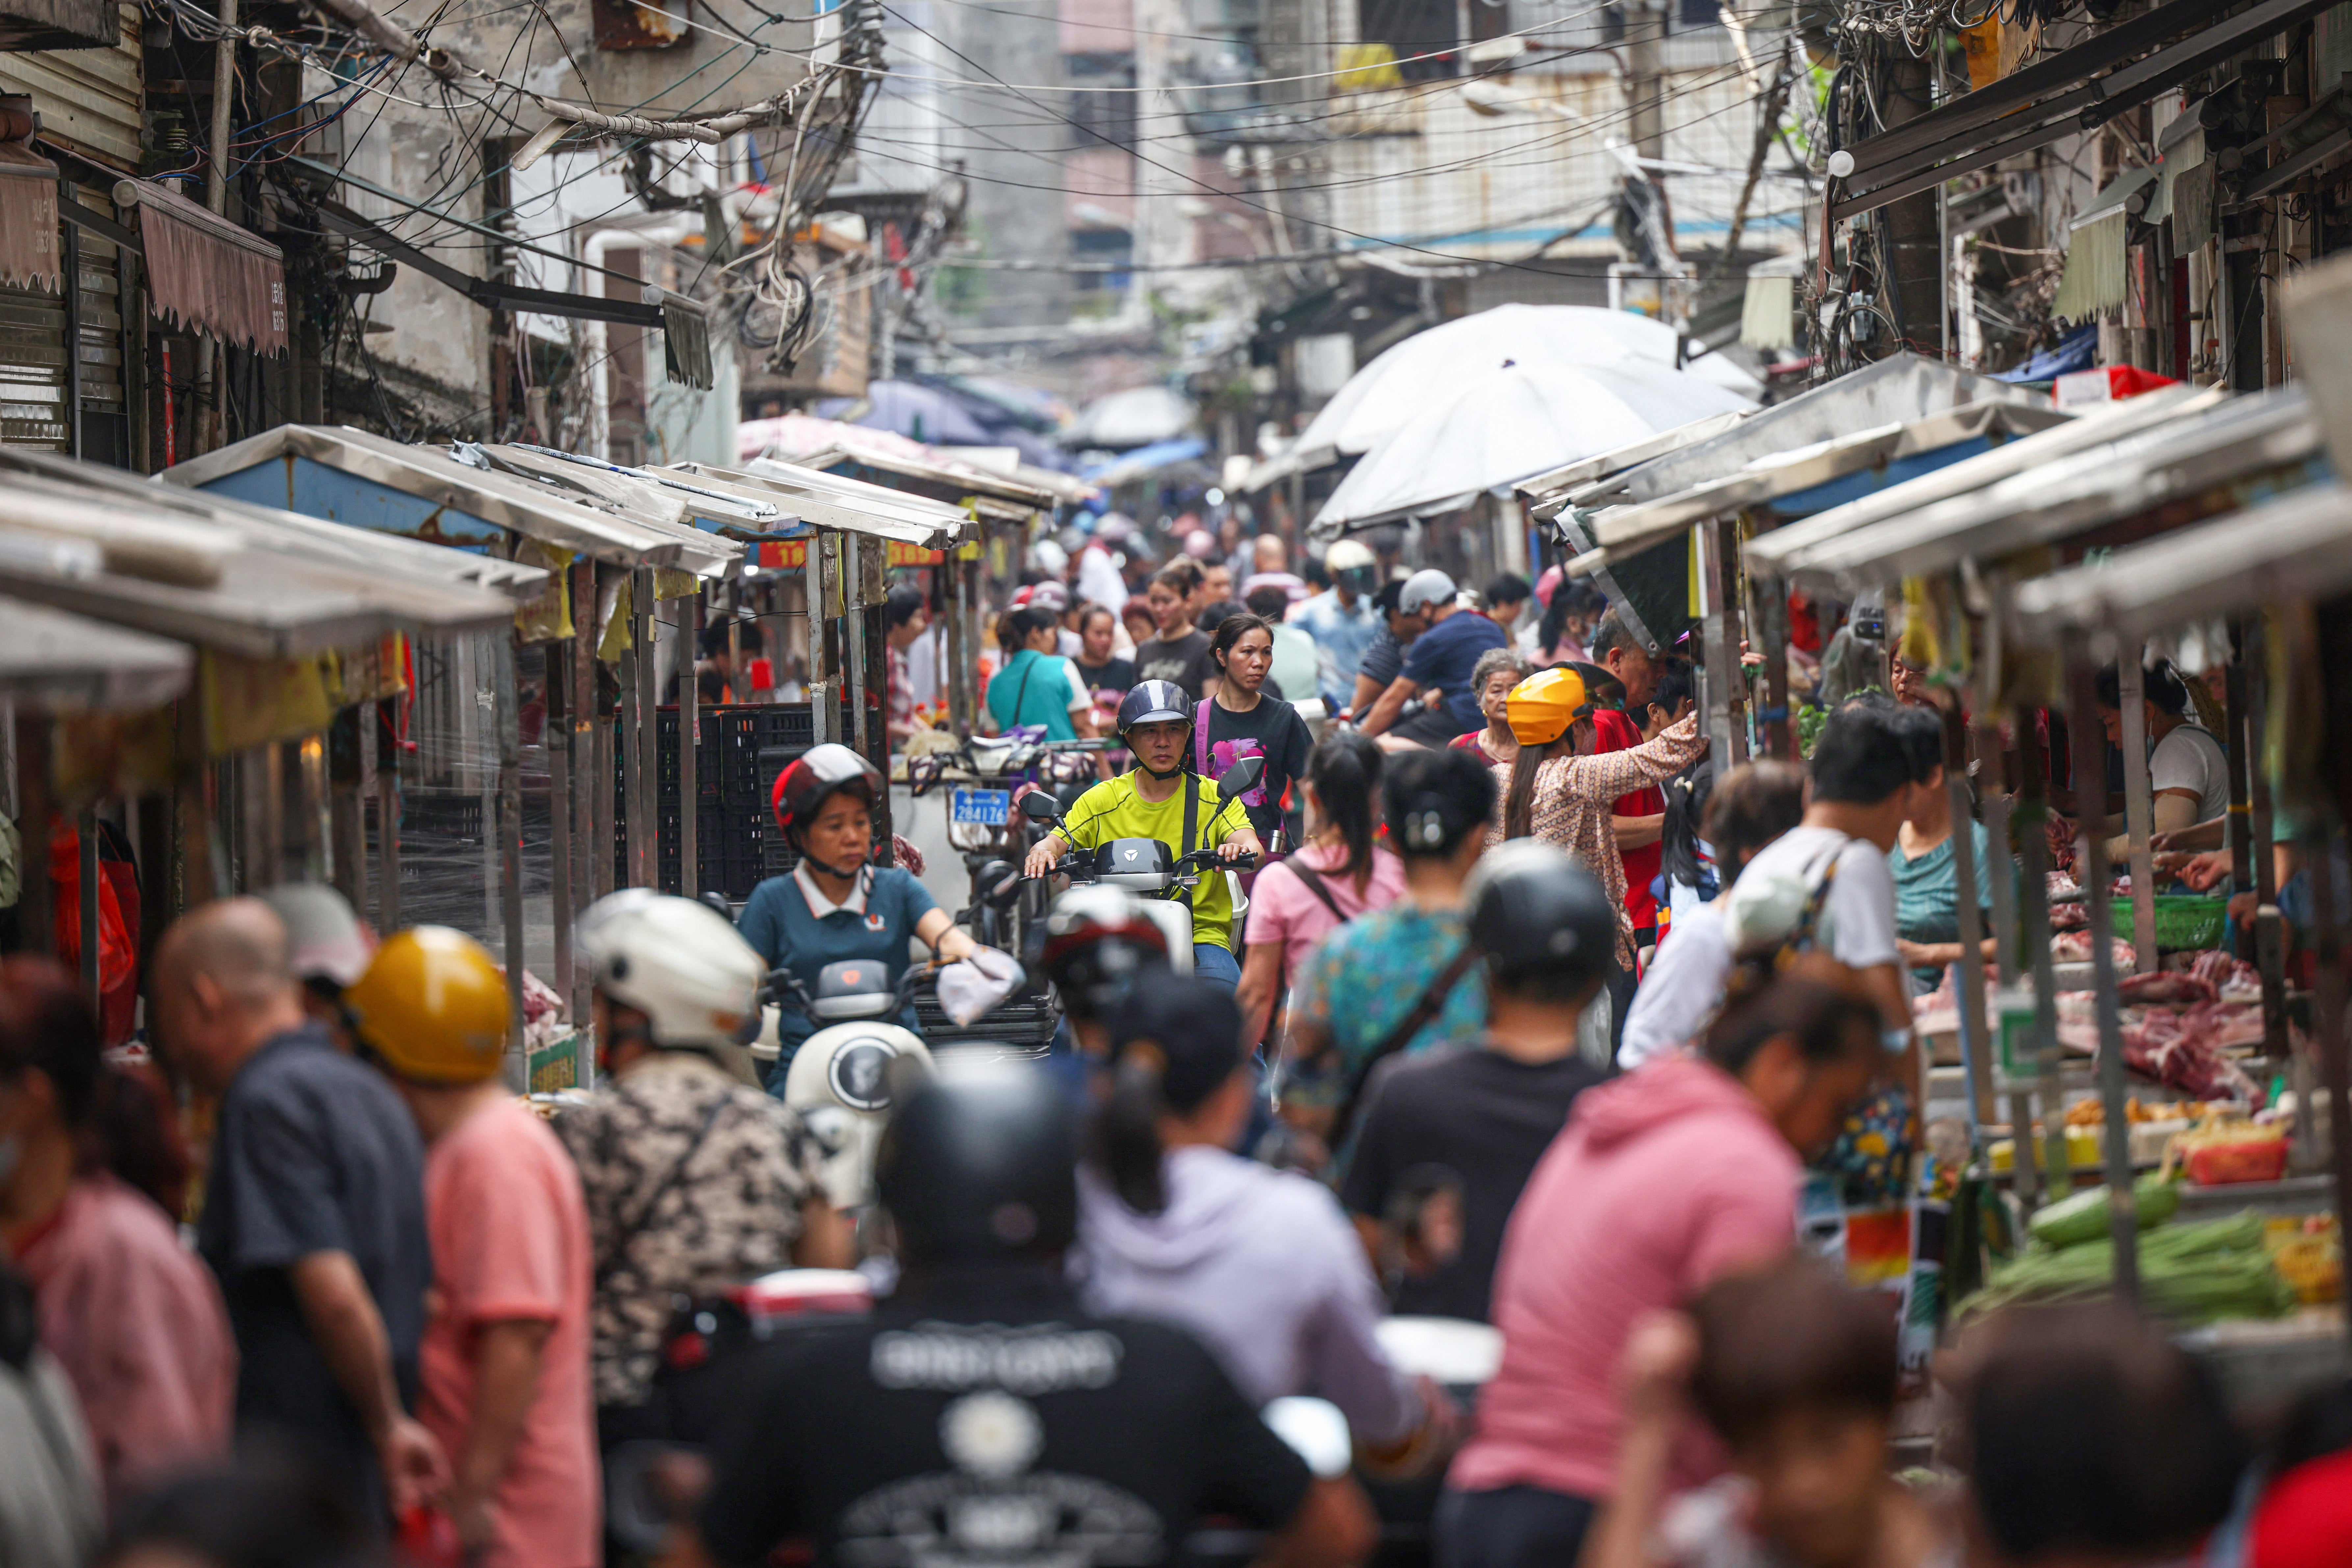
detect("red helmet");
top-left (772, 743), bottom-right (883, 840)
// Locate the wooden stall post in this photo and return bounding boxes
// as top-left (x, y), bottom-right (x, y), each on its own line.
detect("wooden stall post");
top-left (681, 589), bottom-right (701, 899)
top-left (1700, 519), bottom-right (1749, 765)
top-left (593, 565), bottom-right (617, 899)
top-left (571, 560), bottom-right (599, 931)
top-left (1756, 573), bottom-right (1792, 761)
top-left (376, 695), bottom-right (403, 931)
top-left (620, 576), bottom-right (647, 890)
top-left (547, 630), bottom-right (574, 1007)
top-left (2017, 714), bottom-right (2067, 1206)
top-left (809, 531), bottom-right (837, 745)
top-left (497, 634), bottom-right (526, 1080)
top-left (2116, 651), bottom-right (2158, 971)
top-left (1943, 703), bottom-right (1994, 1136)
top-left (635, 568), bottom-right (657, 890)
top-left (329, 706), bottom-right (366, 913)
top-left (1976, 710), bottom-right (2038, 1202)
top-left (2069, 657), bottom-right (2140, 1301)
top-left (844, 533), bottom-right (868, 767)
top-left (297, 735), bottom-right (327, 883)
top-left (17, 716), bottom-right (51, 956)
top-left (945, 551), bottom-right (972, 736)
top-left (856, 536), bottom-right (893, 857)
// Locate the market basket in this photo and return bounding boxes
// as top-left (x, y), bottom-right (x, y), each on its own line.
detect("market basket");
top-left (2153, 894), bottom-right (2228, 951)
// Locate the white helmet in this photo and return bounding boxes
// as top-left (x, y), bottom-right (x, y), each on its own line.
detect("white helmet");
top-left (575, 891), bottom-right (766, 1048)
top-left (1325, 539), bottom-right (1376, 572)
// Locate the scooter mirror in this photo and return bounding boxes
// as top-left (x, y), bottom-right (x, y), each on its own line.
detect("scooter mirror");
top-left (1017, 790), bottom-right (1063, 824)
top-left (1216, 755), bottom-right (1265, 800)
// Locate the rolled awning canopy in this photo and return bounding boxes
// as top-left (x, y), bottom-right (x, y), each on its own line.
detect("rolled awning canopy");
top-left (113, 178), bottom-right (288, 356)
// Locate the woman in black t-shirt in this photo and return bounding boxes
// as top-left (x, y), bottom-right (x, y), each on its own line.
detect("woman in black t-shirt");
top-left (1073, 603), bottom-right (1138, 703)
top-left (1195, 614), bottom-right (1314, 848)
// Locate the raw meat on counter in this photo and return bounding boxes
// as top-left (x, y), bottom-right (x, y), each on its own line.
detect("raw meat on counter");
top-left (2052, 931), bottom-right (2138, 969)
top-left (2186, 949), bottom-right (2264, 1002)
top-left (2116, 971), bottom-right (2217, 1006)
top-left (2117, 1005), bottom-right (2265, 1106)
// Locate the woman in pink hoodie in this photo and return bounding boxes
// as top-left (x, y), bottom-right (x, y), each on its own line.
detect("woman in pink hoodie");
top-left (1438, 968), bottom-right (1885, 1568)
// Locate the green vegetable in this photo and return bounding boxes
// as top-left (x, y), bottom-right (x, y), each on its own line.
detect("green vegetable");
top-left (1957, 1213), bottom-right (2296, 1327)
top-left (2029, 1174), bottom-right (2183, 1250)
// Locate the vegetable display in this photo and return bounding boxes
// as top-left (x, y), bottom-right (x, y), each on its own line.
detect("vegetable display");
top-left (1959, 1213), bottom-right (2297, 1326)
top-left (2027, 1173), bottom-right (2182, 1249)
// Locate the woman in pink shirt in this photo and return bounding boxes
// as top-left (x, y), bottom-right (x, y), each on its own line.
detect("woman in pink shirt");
top-left (1439, 967), bottom-right (1884, 1568)
top-left (0, 957), bottom-right (235, 1504)
top-left (1238, 733), bottom-right (1404, 1047)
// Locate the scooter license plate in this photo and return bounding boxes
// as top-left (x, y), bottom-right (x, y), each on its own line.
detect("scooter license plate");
top-left (951, 787), bottom-right (1011, 827)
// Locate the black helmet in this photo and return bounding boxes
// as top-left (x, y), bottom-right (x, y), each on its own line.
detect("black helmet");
top-left (1465, 841), bottom-right (1615, 999)
top-left (1034, 887), bottom-right (1170, 1023)
top-left (1116, 680), bottom-right (1191, 733)
top-left (876, 1065), bottom-right (1078, 1266)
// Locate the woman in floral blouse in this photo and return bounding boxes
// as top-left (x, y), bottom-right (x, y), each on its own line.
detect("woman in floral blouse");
top-left (1493, 667), bottom-right (1707, 972)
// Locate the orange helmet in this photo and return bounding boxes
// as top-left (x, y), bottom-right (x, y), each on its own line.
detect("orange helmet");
top-left (1506, 667), bottom-right (1592, 747)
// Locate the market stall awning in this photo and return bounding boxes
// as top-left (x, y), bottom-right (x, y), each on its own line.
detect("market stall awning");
top-left (0, 448), bottom-right (551, 603)
top-left (791, 442), bottom-right (1062, 518)
top-left (1594, 355), bottom-right (2045, 511)
top-left (113, 178), bottom-right (288, 356)
top-left (164, 424), bottom-right (732, 572)
top-left (1763, 385), bottom-right (2324, 595)
top-left (0, 483), bottom-right (527, 658)
top-left (0, 598), bottom-right (192, 713)
top-left (1589, 399), bottom-right (2071, 562)
top-left (462, 444), bottom-right (803, 542)
top-left (1744, 385), bottom-right (2220, 580)
top-left (1084, 438), bottom-right (1210, 491)
top-left (0, 142), bottom-right (60, 292)
top-left (2007, 481), bottom-right (2352, 649)
top-left (1514, 411), bottom-right (1750, 522)
top-left (666, 459), bottom-right (973, 549)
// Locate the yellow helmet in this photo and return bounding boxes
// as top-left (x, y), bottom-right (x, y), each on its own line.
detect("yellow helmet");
top-left (346, 926), bottom-right (511, 1085)
top-left (1506, 667), bottom-right (1592, 747)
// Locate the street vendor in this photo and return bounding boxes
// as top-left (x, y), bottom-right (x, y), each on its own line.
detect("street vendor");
top-left (2095, 659), bottom-right (2230, 862)
top-left (740, 745), bottom-right (980, 1074)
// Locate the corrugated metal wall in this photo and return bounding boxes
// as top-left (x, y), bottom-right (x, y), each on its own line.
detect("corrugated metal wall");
top-left (0, 0), bottom-right (141, 167)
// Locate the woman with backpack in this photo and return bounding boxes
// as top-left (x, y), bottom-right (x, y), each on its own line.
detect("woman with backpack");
top-left (1193, 614), bottom-right (1315, 849)
top-left (1237, 733), bottom-right (1401, 1048)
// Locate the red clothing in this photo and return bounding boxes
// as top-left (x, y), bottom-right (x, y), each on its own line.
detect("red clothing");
top-left (14, 1172), bottom-right (235, 1502)
top-left (1590, 708), bottom-right (1666, 935)
top-left (1450, 730), bottom-right (1501, 766)
top-left (1449, 1058), bottom-right (1798, 1503)
top-left (419, 1099), bottom-right (599, 1568)
top-left (2252, 1447), bottom-right (2352, 1568)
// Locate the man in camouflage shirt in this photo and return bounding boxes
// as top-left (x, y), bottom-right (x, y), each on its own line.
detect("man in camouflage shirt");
top-left (556, 893), bottom-right (853, 1435)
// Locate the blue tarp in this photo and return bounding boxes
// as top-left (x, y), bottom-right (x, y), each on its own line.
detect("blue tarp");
top-left (1995, 326), bottom-right (2098, 383)
top-left (1083, 438), bottom-right (1209, 487)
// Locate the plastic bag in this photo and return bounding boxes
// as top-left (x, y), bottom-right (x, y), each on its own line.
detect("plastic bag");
top-left (935, 946), bottom-right (1021, 1026)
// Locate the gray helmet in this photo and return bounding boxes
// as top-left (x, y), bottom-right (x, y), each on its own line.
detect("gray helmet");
top-left (1116, 679), bottom-right (1191, 732)
top-left (1465, 841), bottom-right (1615, 998)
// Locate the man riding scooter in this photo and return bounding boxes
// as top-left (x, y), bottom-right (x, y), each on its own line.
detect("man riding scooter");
top-left (1022, 681), bottom-right (1262, 990)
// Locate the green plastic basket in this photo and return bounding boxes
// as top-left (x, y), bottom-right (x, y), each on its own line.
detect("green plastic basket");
top-left (2151, 894), bottom-right (2228, 951)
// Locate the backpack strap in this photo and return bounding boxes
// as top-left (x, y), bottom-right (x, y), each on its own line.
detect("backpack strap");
top-left (1284, 858), bottom-right (1348, 923)
top-left (1777, 853), bottom-right (1843, 967)
top-left (1176, 772), bottom-right (1201, 909)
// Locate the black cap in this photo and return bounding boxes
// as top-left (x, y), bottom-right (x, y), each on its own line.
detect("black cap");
top-left (1466, 841), bottom-right (1615, 997)
top-left (876, 1066), bottom-right (1078, 1266)
top-left (1102, 969), bottom-right (1242, 1115)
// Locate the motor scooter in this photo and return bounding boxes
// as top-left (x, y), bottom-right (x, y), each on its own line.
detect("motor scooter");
top-left (1007, 755), bottom-right (1267, 961)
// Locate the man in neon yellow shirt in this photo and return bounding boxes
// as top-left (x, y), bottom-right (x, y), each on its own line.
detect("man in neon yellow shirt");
top-left (1024, 681), bottom-right (1262, 988)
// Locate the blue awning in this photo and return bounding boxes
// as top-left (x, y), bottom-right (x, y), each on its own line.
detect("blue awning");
top-left (1084, 438), bottom-right (1209, 487)
top-left (1996, 325), bottom-right (2099, 383)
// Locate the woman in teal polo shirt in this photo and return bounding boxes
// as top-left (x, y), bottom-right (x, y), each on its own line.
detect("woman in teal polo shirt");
top-left (986, 607), bottom-right (1094, 740)
top-left (739, 744), bottom-right (979, 1083)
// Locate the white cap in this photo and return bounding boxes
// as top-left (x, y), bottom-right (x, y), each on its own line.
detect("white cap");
top-left (256, 883), bottom-right (375, 989)
top-left (1400, 569), bottom-right (1458, 615)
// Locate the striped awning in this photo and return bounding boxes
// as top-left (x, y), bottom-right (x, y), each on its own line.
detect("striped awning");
top-left (113, 178), bottom-right (288, 356)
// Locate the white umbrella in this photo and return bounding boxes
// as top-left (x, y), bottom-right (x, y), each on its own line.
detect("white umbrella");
top-left (1295, 304), bottom-right (1761, 466)
top-left (1312, 357), bottom-right (1755, 532)
top-left (1068, 386), bottom-right (1197, 449)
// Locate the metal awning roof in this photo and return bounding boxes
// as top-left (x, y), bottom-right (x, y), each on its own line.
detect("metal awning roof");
top-left (163, 425), bottom-right (733, 572)
top-left (1515, 411), bottom-right (1749, 521)
top-left (2007, 481), bottom-right (2352, 648)
top-left (468, 446), bottom-right (800, 540)
top-left (0, 485), bottom-right (525, 659)
top-left (791, 442), bottom-right (1061, 514)
top-left (0, 448), bottom-right (550, 602)
top-left (1744, 384), bottom-right (2223, 579)
top-left (667, 459), bottom-right (974, 548)
top-left (0, 598), bottom-right (192, 713)
top-left (1588, 355), bottom-right (2046, 510)
top-left (1761, 385), bottom-right (2324, 595)
top-left (1589, 399), bottom-right (2071, 560)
